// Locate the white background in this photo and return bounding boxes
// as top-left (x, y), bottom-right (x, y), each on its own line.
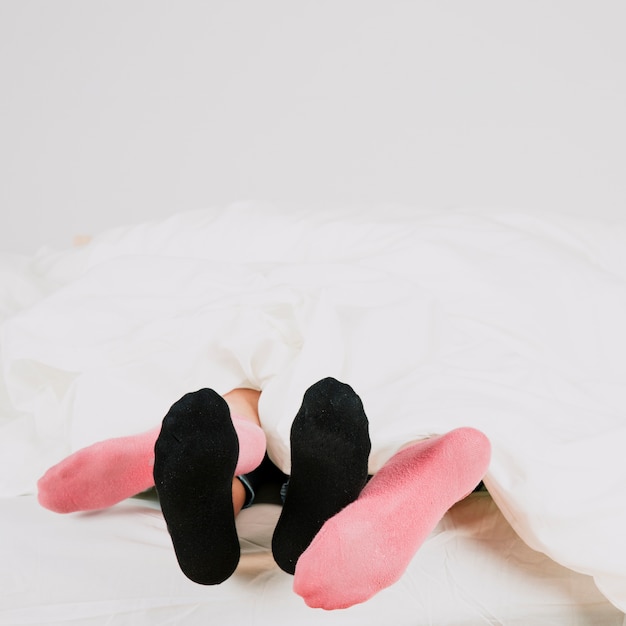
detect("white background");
top-left (1, 1), bottom-right (625, 253)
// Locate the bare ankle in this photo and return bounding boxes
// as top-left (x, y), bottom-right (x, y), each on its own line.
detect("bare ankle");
top-left (223, 388), bottom-right (261, 425)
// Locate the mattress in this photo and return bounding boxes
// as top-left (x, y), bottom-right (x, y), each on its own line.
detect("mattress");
top-left (1, 492), bottom-right (623, 626)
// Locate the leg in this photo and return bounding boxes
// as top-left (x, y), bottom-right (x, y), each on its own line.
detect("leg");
top-left (293, 427), bottom-right (491, 609)
top-left (225, 388), bottom-right (266, 515)
top-left (37, 388), bottom-right (266, 513)
top-left (271, 377), bottom-right (371, 574)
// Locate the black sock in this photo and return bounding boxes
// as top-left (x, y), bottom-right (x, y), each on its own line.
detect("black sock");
top-left (238, 453), bottom-right (289, 507)
top-left (153, 388), bottom-right (240, 585)
top-left (272, 377), bottom-right (371, 574)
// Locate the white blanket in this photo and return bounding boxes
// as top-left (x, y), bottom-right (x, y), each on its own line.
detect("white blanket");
top-left (1, 205), bottom-right (625, 611)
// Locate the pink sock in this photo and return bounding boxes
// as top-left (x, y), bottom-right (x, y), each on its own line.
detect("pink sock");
top-left (231, 416), bottom-right (267, 475)
top-left (37, 415), bottom-right (266, 513)
top-left (293, 427), bottom-right (491, 609)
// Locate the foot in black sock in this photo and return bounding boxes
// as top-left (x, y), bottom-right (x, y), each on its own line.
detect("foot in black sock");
top-left (272, 377), bottom-right (371, 574)
top-left (153, 388), bottom-right (240, 585)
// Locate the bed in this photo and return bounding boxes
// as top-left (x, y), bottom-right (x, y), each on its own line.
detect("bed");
top-left (1, 204), bottom-right (625, 625)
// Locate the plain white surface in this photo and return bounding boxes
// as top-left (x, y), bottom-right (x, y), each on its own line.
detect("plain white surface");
top-left (1, 1), bottom-right (625, 253)
top-left (1, 493), bottom-right (623, 626)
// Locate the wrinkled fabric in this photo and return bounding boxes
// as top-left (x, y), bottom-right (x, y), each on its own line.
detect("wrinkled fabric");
top-left (1, 204), bottom-right (625, 611)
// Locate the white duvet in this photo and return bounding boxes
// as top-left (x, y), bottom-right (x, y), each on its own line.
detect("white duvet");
top-left (1, 205), bottom-right (625, 612)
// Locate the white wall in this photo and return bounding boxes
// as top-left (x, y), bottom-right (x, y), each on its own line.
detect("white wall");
top-left (1, 1), bottom-right (625, 253)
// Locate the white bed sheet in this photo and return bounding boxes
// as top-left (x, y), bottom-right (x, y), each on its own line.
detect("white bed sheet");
top-left (1, 492), bottom-right (623, 626)
top-left (1, 205), bottom-right (626, 614)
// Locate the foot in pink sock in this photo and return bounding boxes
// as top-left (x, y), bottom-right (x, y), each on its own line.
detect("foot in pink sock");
top-left (37, 393), bottom-right (266, 514)
top-left (231, 415), bottom-right (267, 476)
top-left (293, 427), bottom-right (491, 609)
top-left (37, 427), bottom-right (160, 513)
